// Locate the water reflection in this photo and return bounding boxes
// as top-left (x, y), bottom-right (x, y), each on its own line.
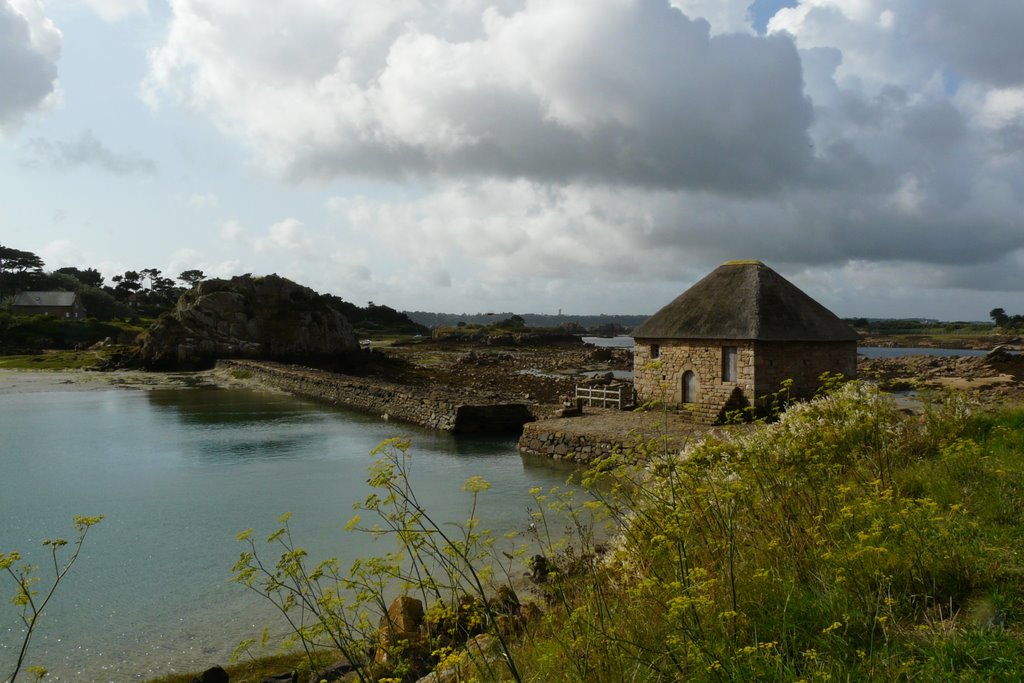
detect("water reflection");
top-left (1, 388), bottom-right (579, 681)
top-left (145, 387), bottom-right (329, 425)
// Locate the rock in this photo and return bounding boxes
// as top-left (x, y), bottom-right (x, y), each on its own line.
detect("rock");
top-left (520, 601), bottom-right (543, 623)
top-left (415, 633), bottom-right (499, 683)
top-left (134, 274), bottom-right (359, 369)
top-left (528, 554), bottom-right (552, 584)
top-left (375, 595), bottom-right (425, 665)
top-left (261, 671), bottom-right (297, 683)
top-left (306, 660), bottom-right (355, 683)
top-left (190, 666), bottom-right (229, 683)
top-left (987, 345), bottom-right (1014, 362)
top-left (488, 585), bottom-right (520, 617)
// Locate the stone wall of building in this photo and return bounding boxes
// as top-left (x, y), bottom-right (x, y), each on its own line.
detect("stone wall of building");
top-left (633, 338), bottom-right (858, 423)
top-left (633, 338), bottom-right (755, 423)
top-left (218, 359), bottom-right (533, 433)
top-left (752, 340), bottom-right (857, 398)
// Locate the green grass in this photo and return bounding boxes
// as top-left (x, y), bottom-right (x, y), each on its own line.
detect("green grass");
top-left (500, 390), bottom-right (1024, 682)
top-left (0, 350), bottom-right (109, 370)
top-left (145, 652), bottom-right (312, 683)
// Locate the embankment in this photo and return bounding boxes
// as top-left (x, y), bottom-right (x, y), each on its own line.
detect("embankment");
top-left (518, 408), bottom-right (714, 464)
top-left (218, 359), bottom-right (533, 433)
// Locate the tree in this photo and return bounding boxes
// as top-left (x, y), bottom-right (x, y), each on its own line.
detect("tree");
top-left (497, 314), bottom-right (526, 329)
top-left (77, 286), bottom-right (132, 320)
top-left (178, 269), bottom-right (206, 288)
top-left (54, 267), bottom-right (104, 288)
top-left (28, 271), bottom-right (80, 293)
top-left (111, 271), bottom-right (142, 301)
top-left (0, 246), bottom-right (45, 297)
top-left (990, 308), bottom-right (1010, 327)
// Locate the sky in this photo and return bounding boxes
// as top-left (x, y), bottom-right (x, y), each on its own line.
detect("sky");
top-left (1, 0), bottom-right (1023, 320)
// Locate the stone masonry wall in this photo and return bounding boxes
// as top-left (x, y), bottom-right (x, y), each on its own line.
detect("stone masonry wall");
top-left (752, 340), bottom-right (857, 398)
top-left (218, 359), bottom-right (532, 433)
top-left (633, 339), bottom-right (858, 423)
top-left (518, 421), bottom-right (629, 465)
top-left (633, 339), bottom-right (755, 423)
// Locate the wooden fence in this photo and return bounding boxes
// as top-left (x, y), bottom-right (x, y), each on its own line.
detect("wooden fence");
top-left (575, 383), bottom-right (631, 410)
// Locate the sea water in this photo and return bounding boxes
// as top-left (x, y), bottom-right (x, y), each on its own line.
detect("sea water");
top-left (0, 388), bottom-right (574, 681)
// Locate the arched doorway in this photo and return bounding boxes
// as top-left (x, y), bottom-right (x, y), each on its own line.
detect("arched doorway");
top-left (682, 371), bottom-right (697, 403)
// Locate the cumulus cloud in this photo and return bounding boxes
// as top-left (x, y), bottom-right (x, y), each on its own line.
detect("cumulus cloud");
top-left (252, 218), bottom-right (313, 255)
top-left (22, 130), bottom-right (158, 175)
top-left (146, 0), bottom-right (813, 193)
top-left (144, 0), bottom-right (1024, 314)
top-left (0, 0), bottom-right (61, 134)
top-left (220, 220), bottom-right (243, 241)
top-left (669, 0), bottom-right (753, 35)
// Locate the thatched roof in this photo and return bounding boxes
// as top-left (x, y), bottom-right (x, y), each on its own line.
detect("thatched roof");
top-left (633, 261), bottom-right (858, 342)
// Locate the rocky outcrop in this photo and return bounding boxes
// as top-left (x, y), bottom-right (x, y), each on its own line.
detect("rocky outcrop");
top-left (135, 275), bottom-right (359, 369)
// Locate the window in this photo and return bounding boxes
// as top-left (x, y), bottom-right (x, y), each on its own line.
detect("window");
top-left (650, 344), bottom-right (660, 359)
top-left (722, 346), bottom-right (737, 382)
top-left (682, 371), bottom-right (697, 403)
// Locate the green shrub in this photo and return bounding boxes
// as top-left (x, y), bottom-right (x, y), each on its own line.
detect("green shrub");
top-left (230, 387), bottom-right (1024, 682)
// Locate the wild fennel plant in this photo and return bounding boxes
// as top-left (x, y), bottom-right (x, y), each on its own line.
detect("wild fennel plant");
top-left (1, 515), bottom-right (104, 683)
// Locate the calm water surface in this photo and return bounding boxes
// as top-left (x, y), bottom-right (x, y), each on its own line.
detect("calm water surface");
top-left (0, 388), bottom-right (575, 681)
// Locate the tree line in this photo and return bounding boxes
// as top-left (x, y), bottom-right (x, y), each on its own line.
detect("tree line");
top-left (989, 308), bottom-right (1024, 330)
top-left (0, 244), bottom-right (427, 335)
top-left (0, 244), bottom-right (208, 320)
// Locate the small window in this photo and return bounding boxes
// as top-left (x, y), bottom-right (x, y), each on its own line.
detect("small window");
top-left (650, 344), bottom-right (660, 359)
top-left (722, 346), bottom-right (737, 382)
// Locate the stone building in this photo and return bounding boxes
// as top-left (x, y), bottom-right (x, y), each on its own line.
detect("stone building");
top-left (11, 291), bottom-right (87, 319)
top-left (632, 261), bottom-right (858, 423)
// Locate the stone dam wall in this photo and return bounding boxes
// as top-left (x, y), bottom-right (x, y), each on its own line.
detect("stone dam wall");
top-left (218, 359), bottom-right (533, 433)
top-left (518, 420), bottom-right (630, 465)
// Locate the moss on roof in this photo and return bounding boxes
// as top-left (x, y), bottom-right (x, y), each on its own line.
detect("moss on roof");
top-left (633, 261), bottom-right (858, 342)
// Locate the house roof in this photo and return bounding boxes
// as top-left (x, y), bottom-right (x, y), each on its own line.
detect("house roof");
top-left (633, 261), bottom-right (858, 342)
top-left (12, 291), bottom-right (79, 308)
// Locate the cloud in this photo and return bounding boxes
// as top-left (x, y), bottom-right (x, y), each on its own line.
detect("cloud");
top-left (146, 0), bottom-right (813, 193)
top-left (22, 130), bottom-right (158, 175)
top-left (0, 0), bottom-right (61, 134)
top-left (143, 0), bottom-right (1024, 317)
top-left (768, 1), bottom-right (1024, 92)
top-left (220, 220), bottom-right (243, 241)
top-left (252, 218), bottom-right (313, 255)
top-left (40, 238), bottom-right (77, 268)
top-left (668, 0), bottom-right (753, 35)
top-left (79, 0), bottom-right (147, 22)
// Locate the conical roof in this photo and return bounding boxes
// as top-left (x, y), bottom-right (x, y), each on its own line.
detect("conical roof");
top-left (633, 261), bottom-right (858, 342)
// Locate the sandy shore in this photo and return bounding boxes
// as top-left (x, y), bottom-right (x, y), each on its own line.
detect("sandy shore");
top-left (0, 367), bottom-right (266, 394)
